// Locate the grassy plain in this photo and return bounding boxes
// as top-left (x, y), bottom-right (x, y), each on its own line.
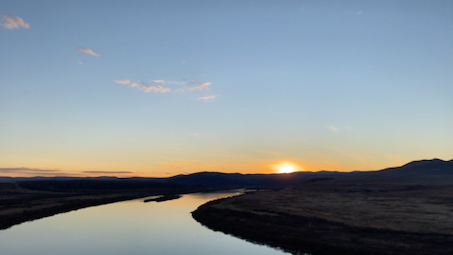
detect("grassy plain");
top-left (193, 176), bottom-right (453, 255)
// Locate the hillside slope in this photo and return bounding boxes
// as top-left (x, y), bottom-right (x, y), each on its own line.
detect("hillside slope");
top-left (193, 159), bottom-right (453, 255)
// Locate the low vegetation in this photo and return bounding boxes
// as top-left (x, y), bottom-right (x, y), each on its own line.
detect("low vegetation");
top-left (193, 176), bottom-right (453, 255)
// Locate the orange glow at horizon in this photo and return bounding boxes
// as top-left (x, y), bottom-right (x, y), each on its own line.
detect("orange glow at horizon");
top-left (278, 165), bottom-right (295, 174)
top-left (1, 156), bottom-right (411, 178)
top-left (272, 161), bottom-right (303, 174)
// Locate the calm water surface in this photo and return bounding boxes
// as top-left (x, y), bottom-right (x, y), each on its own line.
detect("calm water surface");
top-left (0, 191), bottom-right (291, 255)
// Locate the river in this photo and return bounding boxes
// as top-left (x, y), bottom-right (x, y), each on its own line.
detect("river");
top-left (0, 191), bottom-right (291, 255)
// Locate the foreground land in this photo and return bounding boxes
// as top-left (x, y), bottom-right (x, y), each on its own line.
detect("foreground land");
top-left (193, 176), bottom-right (453, 255)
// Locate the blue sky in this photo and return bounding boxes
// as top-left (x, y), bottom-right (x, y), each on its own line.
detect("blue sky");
top-left (1, 1), bottom-right (452, 177)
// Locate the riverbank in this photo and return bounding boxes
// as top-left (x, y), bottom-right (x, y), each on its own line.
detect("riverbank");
top-left (192, 177), bottom-right (453, 255)
top-left (0, 191), bottom-right (153, 230)
top-left (0, 180), bottom-right (202, 230)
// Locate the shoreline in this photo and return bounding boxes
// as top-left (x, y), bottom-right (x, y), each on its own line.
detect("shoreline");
top-left (0, 193), bottom-right (152, 231)
top-left (0, 179), bottom-right (215, 231)
top-left (192, 187), bottom-right (453, 255)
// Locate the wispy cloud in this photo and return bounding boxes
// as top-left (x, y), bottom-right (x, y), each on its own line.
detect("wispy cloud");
top-left (357, 11), bottom-right (363, 15)
top-left (155, 79), bottom-right (212, 91)
top-left (142, 85), bottom-right (171, 93)
top-left (78, 60), bottom-right (85, 65)
top-left (199, 95), bottom-right (216, 100)
top-left (0, 167), bottom-right (73, 177)
top-left (115, 79), bottom-right (217, 99)
top-left (0, 167), bottom-right (136, 177)
top-left (83, 171), bottom-right (132, 174)
top-left (153, 80), bottom-right (166, 85)
top-left (114, 79), bottom-right (140, 88)
top-left (77, 47), bottom-right (101, 57)
top-left (189, 82), bottom-right (211, 91)
top-left (1, 15), bottom-right (30, 29)
top-left (114, 79), bottom-right (171, 93)
top-left (0, 167), bottom-right (59, 173)
top-left (114, 79), bottom-right (131, 84)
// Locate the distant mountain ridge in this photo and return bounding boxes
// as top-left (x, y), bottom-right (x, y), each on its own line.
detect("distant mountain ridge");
top-left (164, 170), bottom-right (347, 189)
top-left (375, 158), bottom-right (453, 177)
top-left (1, 159), bottom-right (452, 191)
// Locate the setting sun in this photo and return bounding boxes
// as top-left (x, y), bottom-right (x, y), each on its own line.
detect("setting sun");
top-left (272, 161), bottom-right (303, 174)
top-left (278, 165), bottom-right (295, 174)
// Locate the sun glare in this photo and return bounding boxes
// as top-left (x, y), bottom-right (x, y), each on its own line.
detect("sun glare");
top-left (278, 165), bottom-right (294, 174)
top-left (273, 162), bottom-right (302, 174)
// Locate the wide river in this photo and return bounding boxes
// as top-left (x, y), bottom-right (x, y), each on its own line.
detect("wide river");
top-left (0, 191), bottom-right (292, 255)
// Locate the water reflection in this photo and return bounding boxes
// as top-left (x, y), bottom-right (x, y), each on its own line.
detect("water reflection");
top-left (0, 191), bottom-right (290, 255)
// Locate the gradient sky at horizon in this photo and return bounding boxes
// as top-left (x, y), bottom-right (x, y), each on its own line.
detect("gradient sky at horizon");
top-left (1, 1), bottom-right (452, 177)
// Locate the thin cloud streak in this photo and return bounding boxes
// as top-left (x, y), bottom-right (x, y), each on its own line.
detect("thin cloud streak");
top-left (83, 171), bottom-right (133, 174)
top-left (0, 167), bottom-right (60, 173)
top-left (142, 85), bottom-right (171, 93)
top-left (199, 95), bottom-right (216, 100)
top-left (114, 79), bottom-right (171, 93)
top-left (189, 82), bottom-right (211, 91)
top-left (0, 167), bottom-right (77, 177)
top-left (1, 15), bottom-right (30, 29)
top-left (114, 79), bottom-right (217, 98)
top-left (77, 47), bottom-right (101, 57)
top-left (114, 79), bottom-right (131, 84)
top-left (166, 79), bottom-right (211, 90)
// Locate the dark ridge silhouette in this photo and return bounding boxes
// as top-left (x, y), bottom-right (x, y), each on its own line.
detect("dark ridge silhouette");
top-left (164, 171), bottom-right (344, 189)
top-left (374, 158), bottom-right (453, 176)
top-left (2, 158), bottom-right (452, 192)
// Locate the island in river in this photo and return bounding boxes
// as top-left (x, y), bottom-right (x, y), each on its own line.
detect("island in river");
top-left (193, 159), bottom-right (453, 255)
top-left (144, 194), bottom-right (182, 203)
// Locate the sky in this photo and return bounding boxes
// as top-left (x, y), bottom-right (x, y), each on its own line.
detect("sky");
top-left (1, 0), bottom-right (452, 177)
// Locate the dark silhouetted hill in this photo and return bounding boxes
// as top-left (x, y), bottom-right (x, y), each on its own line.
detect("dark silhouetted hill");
top-left (2, 158), bottom-right (452, 192)
top-left (164, 171), bottom-right (344, 189)
top-left (374, 158), bottom-right (453, 177)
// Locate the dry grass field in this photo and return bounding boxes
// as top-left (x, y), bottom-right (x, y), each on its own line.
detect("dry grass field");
top-left (193, 176), bottom-right (453, 255)
top-left (215, 182), bottom-right (453, 234)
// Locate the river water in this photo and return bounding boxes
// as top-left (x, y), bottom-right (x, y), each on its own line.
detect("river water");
top-left (0, 191), bottom-right (291, 255)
